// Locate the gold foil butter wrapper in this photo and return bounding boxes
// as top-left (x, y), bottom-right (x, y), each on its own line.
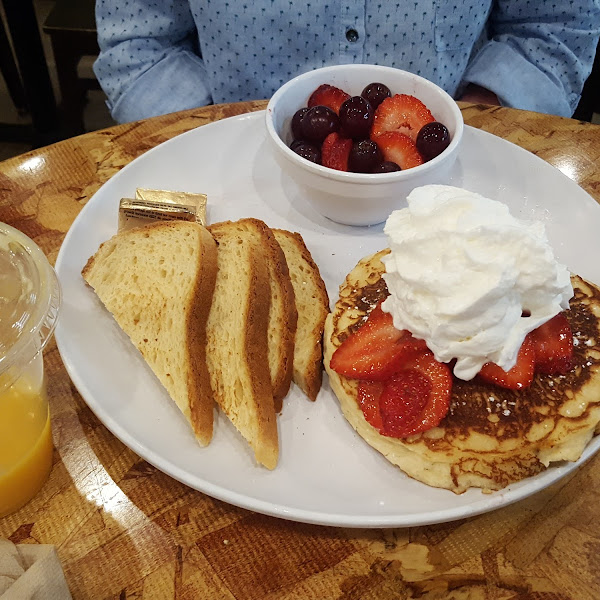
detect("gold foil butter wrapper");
top-left (118, 188), bottom-right (207, 231)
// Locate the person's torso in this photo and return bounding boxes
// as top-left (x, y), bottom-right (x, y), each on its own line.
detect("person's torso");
top-left (189, 0), bottom-right (493, 103)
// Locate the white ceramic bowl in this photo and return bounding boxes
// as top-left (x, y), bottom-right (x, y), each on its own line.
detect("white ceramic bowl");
top-left (265, 64), bottom-right (464, 226)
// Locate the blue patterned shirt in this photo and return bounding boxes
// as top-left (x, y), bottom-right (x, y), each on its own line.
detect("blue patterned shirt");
top-left (94, 0), bottom-right (600, 123)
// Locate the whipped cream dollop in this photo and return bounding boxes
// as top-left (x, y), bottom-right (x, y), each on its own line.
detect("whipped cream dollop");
top-left (381, 185), bottom-right (573, 380)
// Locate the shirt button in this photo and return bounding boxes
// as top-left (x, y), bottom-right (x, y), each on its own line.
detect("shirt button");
top-left (346, 28), bottom-right (359, 42)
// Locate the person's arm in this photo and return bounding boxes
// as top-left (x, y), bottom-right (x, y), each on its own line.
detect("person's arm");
top-left (93, 0), bottom-right (212, 123)
top-left (460, 0), bottom-right (600, 116)
top-left (458, 84), bottom-right (500, 107)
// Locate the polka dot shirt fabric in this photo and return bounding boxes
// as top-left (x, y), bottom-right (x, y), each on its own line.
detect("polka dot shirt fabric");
top-left (93, 0), bottom-right (600, 123)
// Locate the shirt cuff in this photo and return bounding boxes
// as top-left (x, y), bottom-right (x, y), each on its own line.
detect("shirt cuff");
top-left (461, 40), bottom-right (573, 117)
top-left (110, 51), bottom-right (213, 124)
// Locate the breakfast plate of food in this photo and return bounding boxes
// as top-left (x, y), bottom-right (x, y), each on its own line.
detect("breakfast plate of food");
top-left (55, 109), bottom-right (600, 527)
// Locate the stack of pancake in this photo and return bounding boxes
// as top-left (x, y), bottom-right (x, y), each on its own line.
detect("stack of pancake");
top-left (324, 249), bottom-right (600, 493)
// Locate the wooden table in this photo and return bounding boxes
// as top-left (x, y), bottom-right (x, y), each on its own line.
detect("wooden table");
top-left (1, 101), bottom-right (600, 599)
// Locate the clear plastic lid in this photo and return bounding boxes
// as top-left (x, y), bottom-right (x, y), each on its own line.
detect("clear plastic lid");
top-left (0, 223), bottom-right (61, 393)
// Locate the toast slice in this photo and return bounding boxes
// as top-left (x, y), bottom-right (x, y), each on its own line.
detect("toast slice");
top-left (82, 221), bottom-right (218, 446)
top-left (206, 219), bottom-right (279, 469)
top-left (272, 229), bottom-right (330, 401)
top-left (225, 219), bottom-right (297, 412)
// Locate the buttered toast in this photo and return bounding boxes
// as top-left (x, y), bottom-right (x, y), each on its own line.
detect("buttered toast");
top-left (82, 221), bottom-right (218, 446)
top-left (273, 229), bottom-right (329, 402)
top-left (206, 219), bottom-right (279, 469)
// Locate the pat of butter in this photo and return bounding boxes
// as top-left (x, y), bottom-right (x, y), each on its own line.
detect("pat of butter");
top-left (118, 188), bottom-right (207, 232)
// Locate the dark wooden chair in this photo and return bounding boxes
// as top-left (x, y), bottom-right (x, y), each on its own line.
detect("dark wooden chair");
top-left (574, 41), bottom-right (600, 122)
top-left (42, 0), bottom-right (100, 137)
top-left (0, 0), bottom-right (59, 146)
top-left (0, 14), bottom-right (27, 115)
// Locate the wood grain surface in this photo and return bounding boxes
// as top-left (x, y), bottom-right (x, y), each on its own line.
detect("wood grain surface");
top-left (1, 101), bottom-right (599, 600)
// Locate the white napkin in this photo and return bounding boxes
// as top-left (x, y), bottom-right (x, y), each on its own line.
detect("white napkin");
top-left (0, 539), bottom-right (72, 599)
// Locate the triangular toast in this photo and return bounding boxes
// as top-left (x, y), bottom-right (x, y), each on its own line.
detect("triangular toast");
top-left (82, 221), bottom-right (218, 446)
top-left (206, 219), bottom-right (279, 469)
top-left (273, 229), bottom-right (329, 401)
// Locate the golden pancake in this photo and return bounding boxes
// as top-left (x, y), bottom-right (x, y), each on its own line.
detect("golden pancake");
top-left (324, 249), bottom-right (600, 494)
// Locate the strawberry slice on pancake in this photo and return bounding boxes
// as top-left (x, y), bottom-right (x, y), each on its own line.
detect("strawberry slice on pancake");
top-left (529, 313), bottom-right (574, 374)
top-left (330, 301), bottom-right (427, 380)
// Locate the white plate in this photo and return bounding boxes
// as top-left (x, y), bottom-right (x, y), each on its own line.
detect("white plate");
top-left (55, 111), bottom-right (600, 528)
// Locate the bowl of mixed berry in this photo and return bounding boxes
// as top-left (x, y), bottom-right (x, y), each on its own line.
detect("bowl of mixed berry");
top-left (266, 64), bottom-right (463, 226)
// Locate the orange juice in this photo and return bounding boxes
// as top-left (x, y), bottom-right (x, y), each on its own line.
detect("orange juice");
top-left (0, 222), bottom-right (61, 518)
top-left (0, 373), bottom-right (53, 517)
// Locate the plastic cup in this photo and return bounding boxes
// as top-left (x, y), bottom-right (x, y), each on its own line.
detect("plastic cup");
top-left (0, 223), bottom-right (61, 517)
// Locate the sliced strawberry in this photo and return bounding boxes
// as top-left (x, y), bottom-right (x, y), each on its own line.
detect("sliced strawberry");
top-left (321, 132), bottom-right (353, 172)
top-left (357, 381), bottom-right (384, 430)
top-left (394, 352), bottom-right (452, 435)
top-left (375, 131), bottom-right (424, 170)
top-left (529, 312), bottom-right (574, 374)
top-left (308, 84), bottom-right (351, 114)
top-left (367, 352), bottom-right (452, 438)
top-left (379, 369), bottom-right (431, 437)
top-left (371, 94), bottom-right (435, 142)
top-left (355, 351), bottom-right (451, 438)
top-left (478, 335), bottom-right (535, 390)
top-left (330, 302), bottom-right (428, 380)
